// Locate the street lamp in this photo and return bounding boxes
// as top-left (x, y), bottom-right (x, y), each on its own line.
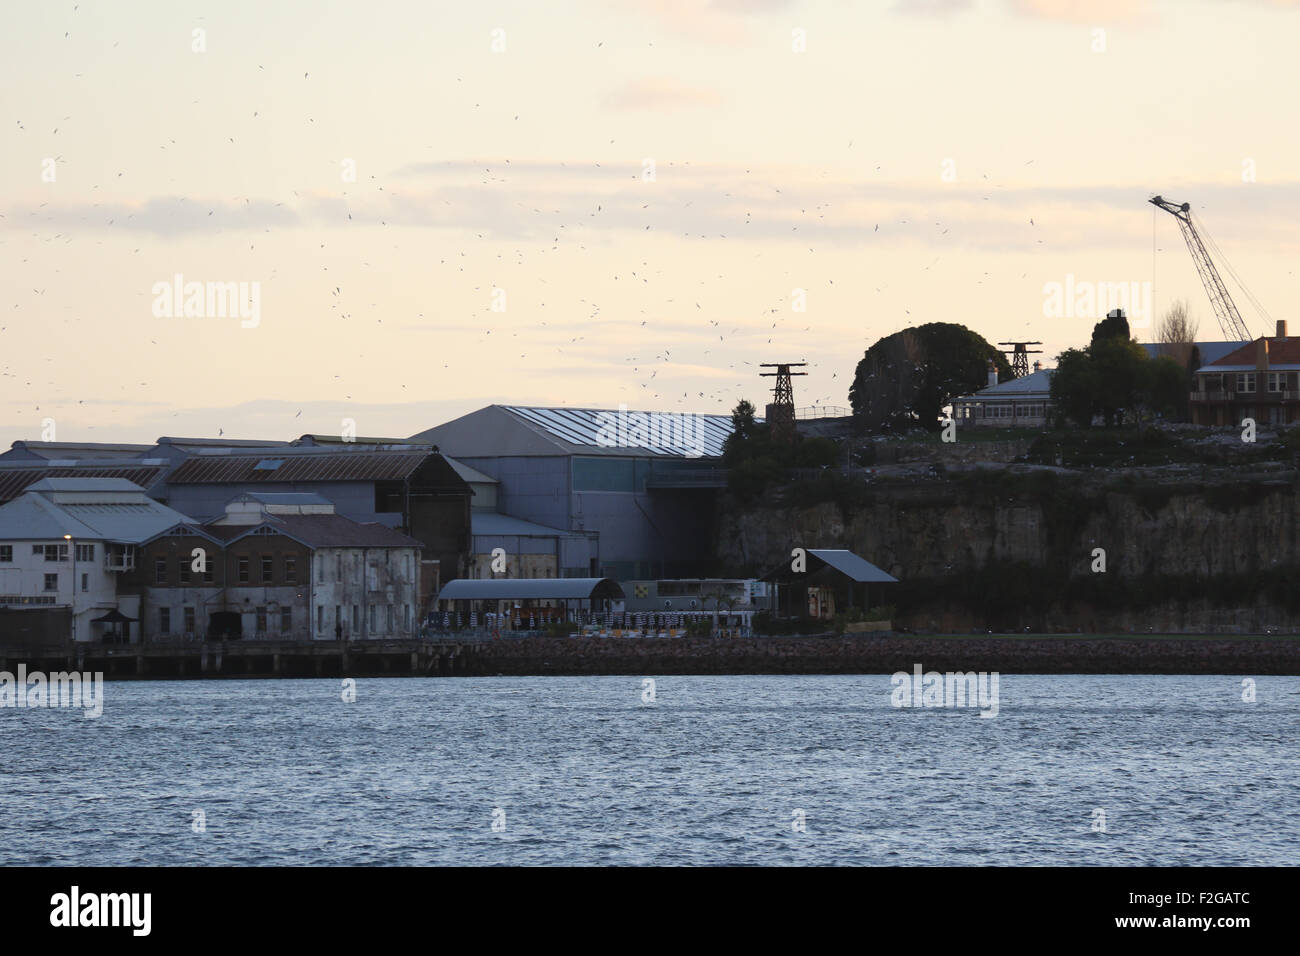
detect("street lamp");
top-left (63, 533), bottom-right (74, 644)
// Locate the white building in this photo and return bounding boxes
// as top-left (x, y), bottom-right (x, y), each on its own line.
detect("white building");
top-left (0, 478), bottom-right (196, 642)
top-left (952, 366), bottom-right (1054, 428)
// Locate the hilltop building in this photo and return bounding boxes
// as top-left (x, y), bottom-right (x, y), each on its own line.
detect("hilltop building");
top-left (1190, 322), bottom-right (1300, 426)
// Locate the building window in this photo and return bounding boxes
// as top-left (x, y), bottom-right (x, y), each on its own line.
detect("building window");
top-left (184, 607), bottom-right (195, 634)
top-left (44, 544), bottom-right (68, 562)
top-left (404, 604), bottom-right (410, 629)
top-left (75, 544), bottom-right (94, 562)
top-left (256, 607), bottom-right (267, 632)
top-left (238, 556), bottom-right (250, 584)
top-left (280, 607), bottom-right (292, 632)
top-left (335, 605), bottom-right (342, 633)
top-left (386, 605), bottom-right (393, 632)
top-left (1237, 373), bottom-right (1256, 394)
top-left (43, 573), bottom-right (58, 592)
top-left (81, 573), bottom-right (88, 592)
top-left (155, 558), bottom-right (168, 585)
top-left (0, 545), bottom-right (10, 562)
top-left (352, 605), bottom-right (358, 631)
top-left (179, 559), bottom-right (191, 584)
top-left (368, 605), bottom-right (376, 632)
top-left (1267, 372), bottom-right (1283, 393)
top-left (203, 558), bottom-right (215, 584)
top-left (261, 555), bottom-right (273, 584)
top-left (284, 557), bottom-right (297, 585)
top-left (159, 607), bottom-right (171, 634)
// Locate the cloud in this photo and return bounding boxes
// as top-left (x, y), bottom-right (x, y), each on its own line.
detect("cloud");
top-left (1005, 0), bottom-right (1152, 22)
top-left (621, 0), bottom-right (791, 44)
top-left (892, 0), bottom-right (976, 14)
top-left (604, 77), bottom-right (726, 111)
top-left (8, 165), bottom-right (1299, 254)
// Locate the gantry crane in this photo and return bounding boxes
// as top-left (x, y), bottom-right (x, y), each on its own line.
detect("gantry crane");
top-left (1149, 195), bottom-right (1254, 342)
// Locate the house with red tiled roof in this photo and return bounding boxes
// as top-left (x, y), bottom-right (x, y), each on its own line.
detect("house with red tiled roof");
top-left (1191, 321), bottom-right (1300, 426)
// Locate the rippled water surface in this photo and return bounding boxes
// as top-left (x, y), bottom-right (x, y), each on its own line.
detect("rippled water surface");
top-left (1, 675), bottom-right (1296, 865)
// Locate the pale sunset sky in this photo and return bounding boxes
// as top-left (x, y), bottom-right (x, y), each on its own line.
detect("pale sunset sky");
top-left (2, 0), bottom-right (1299, 446)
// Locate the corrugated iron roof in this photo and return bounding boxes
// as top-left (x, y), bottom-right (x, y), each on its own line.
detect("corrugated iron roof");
top-left (502, 405), bottom-right (737, 458)
top-left (168, 451), bottom-right (431, 484)
top-left (0, 465), bottom-right (167, 504)
top-left (437, 577), bottom-right (625, 601)
top-left (208, 514), bottom-right (423, 549)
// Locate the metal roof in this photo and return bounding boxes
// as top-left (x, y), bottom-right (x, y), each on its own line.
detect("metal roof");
top-left (503, 405), bottom-right (736, 458)
top-left (472, 512), bottom-right (584, 538)
top-left (232, 492), bottom-right (335, 506)
top-left (957, 369), bottom-right (1053, 400)
top-left (3, 441), bottom-right (155, 460)
top-left (215, 514), bottom-right (423, 550)
top-left (808, 549), bottom-right (899, 583)
top-left (1142, 342), bottom-right (1239, 365)
top-left (0, 465), bottom-right (167, 504)
top-left (444, 456), bottom-right (498, 485)
top-left (168, 450), bottom-right (432, 484)
top-left (762, 549), bottom-right (898, 583)
top-left (413, 405), bottom-right (740, 459)
top-left (437, 577), bottom-right (625, 601)
top-left (0, 483), bottom-right (196, 543)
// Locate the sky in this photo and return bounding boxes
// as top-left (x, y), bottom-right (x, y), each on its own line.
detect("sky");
top-left (3, 0), bottom-right (1300, 446)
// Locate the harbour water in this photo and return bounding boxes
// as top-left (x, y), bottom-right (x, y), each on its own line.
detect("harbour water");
top-left (1, 674), bottom-right (1295, 866)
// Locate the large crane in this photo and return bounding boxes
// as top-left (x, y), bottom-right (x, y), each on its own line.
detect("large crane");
top-left (1149, 195), bottom-right (1254, 342)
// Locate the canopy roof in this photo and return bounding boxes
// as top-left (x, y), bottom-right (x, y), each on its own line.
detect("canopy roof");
top-left (437, 577), bottom-right (625, 601)
top-left (762, 549), bottom-right (898, 584)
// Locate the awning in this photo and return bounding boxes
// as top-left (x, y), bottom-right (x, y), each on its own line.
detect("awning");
top-left (437, 577), bottom-right (625, 601)
top-left (761, 549), bottom-right (898, 584)
top-left (90, 609), bottom-right (138, 623)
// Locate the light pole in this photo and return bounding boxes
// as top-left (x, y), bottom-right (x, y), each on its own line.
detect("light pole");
top-left (64, 533), bottom-right (75, 644)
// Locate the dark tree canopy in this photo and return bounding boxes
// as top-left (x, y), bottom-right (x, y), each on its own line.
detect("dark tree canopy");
top-left (1091, 310), bottom-right (1131, 347)
top-left (849, 322), bottom-right (1011, 431)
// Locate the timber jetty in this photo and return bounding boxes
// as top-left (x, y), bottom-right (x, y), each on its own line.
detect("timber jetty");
top-left (3, 633), bottom-right (1300, 678)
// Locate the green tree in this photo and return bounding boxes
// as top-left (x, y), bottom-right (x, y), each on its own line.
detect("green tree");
top-left (1090, 335), bottom-right (1147, 426)
top-left (849, 322), bottom-right (1010, 432)
top-left (1050, 348), bottom-right (1096, 427)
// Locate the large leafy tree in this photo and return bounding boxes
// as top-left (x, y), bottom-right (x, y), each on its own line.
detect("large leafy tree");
top-left (849, 322), bottom-right (1011, 431)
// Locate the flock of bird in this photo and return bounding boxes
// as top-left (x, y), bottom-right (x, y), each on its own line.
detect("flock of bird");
top-left (3, 11), bottom-right (1053, 440)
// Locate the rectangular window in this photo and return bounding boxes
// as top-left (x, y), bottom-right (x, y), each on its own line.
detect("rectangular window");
top-left (369, 605), bottom-right (376, 632)
top-left (317, 605), bottom-right (324, 632)
top-left (184, 607), bottom-right (195, 634)
top-left (155, 557), bottom-right (168, 585)
top-left (261, 555), bottom-right (273, 584)
top-left (33, 545), bottom-right (43, 556)
top-left (43, 573), bottom-right (58, 592)
top-left (81, 573), bottom-right (88, 592)
top-left (404, 604), bottom-right (410, 629)
top-left (203, 557), bottom-right (215, 583)
top-left (256, 606), bottom-right (267, 632)
top-left (238, 556), bottom-right (250, 584)
top-left (75, 544), bottom-right (94, 562)
top-left (0, 545), bottom-right (10, 562)
top-left (44, 544), bottom-right (68, 562)
top-left (1267, 372), bottom-right (1283, 393)
top-left (159, 607), bottom-right (171, 634)
top-left (284, 557), bottom-right (297, 585)
top-left (352, 605), bottom-right (358, 630)
top-left (335, 606), bottom-right (342, 633)
top-left (386, 605), bottom-right (393, 632)
top-left (179, 558), bottom-right (191, 584)
top-left (573, 456), bottom-right (636, 492)
top-left (1237, 373), bottom-right (1256, 393)
top-left (281, 607), bottom-right (292, 632)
